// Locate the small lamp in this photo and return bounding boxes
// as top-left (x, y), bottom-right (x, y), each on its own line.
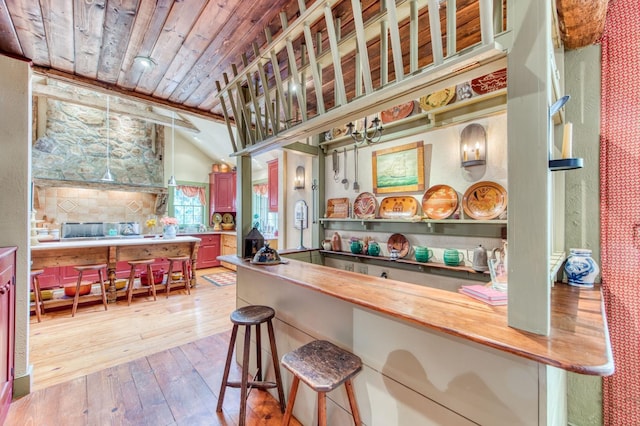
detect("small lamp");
top-left (294, 165), bottom-right (305, 190)
top-left (460, 123), bottom-right (487, 167)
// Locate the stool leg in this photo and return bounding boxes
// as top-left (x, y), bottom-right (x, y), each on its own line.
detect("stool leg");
top-left (31, 275), bottom-right (42, 323)
top-left (147, 264), bottom-right (157, 301)
top-left (72, 272), bottom-right (82, 317)
top-left (166, 261), bottom-right (174, 298)
top-left (267, 319), bottom-right (286, 412)
top-left (255, 324), bottom-right (262, 381)
top-left (318, 392), bottom-right (327, 426)
top-left (183, 260), bottom-right (191, 294)
top-left (127, 265), bottom-right (136, 306)
top-left (97, 269), bottom-right (108, 311)
top-left (281, 376), bottom-right (300, 426)
top-left (239, 325), bottom-right (252, 426)
top-left (344, 379), bottom-right (362, 425)
top-left (216, 324), bottom-right (239, 413)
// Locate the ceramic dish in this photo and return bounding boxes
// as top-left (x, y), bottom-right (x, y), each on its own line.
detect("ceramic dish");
top-left (222, 213), bottom-right (234, 224)
top-left (387, 233), bottom-right (411, 258)
top-left (462, 181), bottom-right (507, 220)
top-left (378, 196), bottom-right (419, 219)
top-left (212, 213), bottom-right (222, 224)
top-left (381, 101), bottom-right (414, 124)
top-left (419, 87), bottom-right (456, 111)
top-left (326, 198), bottom-right (350, 218)
top-left (422, 185), bottom-right (458, 219)
top-left (353, 192), bottom-right (377, 219)
top-left (471, 68), bottom-right (507, 95)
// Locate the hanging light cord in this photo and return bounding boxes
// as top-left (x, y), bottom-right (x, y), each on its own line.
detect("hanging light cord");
top-left (171, 111), bottom-right (175, 178)
top-left (106, 96), bottom-right (110, 169)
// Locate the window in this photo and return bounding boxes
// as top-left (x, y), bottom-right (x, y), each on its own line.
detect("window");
top-left (252, 182), bottom-right (278, 236)
top-left (173, 185), bottom-right (205, 225)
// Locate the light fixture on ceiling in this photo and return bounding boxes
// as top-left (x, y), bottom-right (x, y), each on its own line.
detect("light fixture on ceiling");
top-left (134, 55), bottom-right (156, 69)
top-left (101, 95), bottom-right (115, 182)
top-left (167, 111), bottom-right (177, 187)
top-left (460, 123), bottom-right (487, 167)
top-left (347, 116), bottom-right (384, 144)
top-left (294, 165), bottom-right (305, 190)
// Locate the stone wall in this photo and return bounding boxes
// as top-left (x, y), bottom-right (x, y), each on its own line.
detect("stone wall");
top-left (32, 99), bottom-right (164, 186)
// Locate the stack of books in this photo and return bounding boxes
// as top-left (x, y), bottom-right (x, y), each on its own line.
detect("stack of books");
top-left (459, 284), bottom-right (508, 305)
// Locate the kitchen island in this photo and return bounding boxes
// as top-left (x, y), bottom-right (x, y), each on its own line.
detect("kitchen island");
top-left (31, 236), bottom-right (200, 304)
top-left (220, 254), bottom-right (612, 425)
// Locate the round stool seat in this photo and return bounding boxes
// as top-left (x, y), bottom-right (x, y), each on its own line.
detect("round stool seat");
top-left (31, 269), bottom-right (44, 276)
top-left (74, 264), bottom-right (107, 271)
top-left (127, 259), bottom-right (155, 266)
top-left (230, 305), bottom-right (275, 325)
top-left (167, 256), bottom-right (190, 261)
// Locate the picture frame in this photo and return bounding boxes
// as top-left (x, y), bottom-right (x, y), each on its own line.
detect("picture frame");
top-left (372, 141), bottom-right (426, 194)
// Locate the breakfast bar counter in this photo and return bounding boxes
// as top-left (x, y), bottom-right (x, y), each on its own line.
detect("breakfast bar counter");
top-left (220, 254), bottom-right (612, 425)
top-left (31, 236), bottom-right (200, 302)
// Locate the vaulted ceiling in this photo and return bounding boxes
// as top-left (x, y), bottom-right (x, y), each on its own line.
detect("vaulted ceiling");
top-left (0, 0), bottom-right (607, 138)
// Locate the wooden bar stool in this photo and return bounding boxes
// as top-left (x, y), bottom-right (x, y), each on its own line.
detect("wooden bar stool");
top-left (126, 259), bottom-right (157, 305)
top-left (30, 269), bottom-right (45, 322)
top-left (281, 340), bottom-right (362, 426)
top-left (216, 305), bottom-right (286, 426)
top-left (72, 264), bottom-right (108, 317)
top-left (166, 256), bottom-right (191, 297)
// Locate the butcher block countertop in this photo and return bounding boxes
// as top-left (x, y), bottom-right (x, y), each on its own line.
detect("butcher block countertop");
top-left (220, 255), bottom-right (613, 376)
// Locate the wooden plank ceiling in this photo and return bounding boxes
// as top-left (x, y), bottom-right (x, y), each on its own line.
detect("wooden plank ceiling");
top-left (0, 0), bottom-right (605, 127)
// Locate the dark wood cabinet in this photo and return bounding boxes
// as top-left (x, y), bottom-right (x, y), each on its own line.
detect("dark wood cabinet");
top-left (267, 159), bottom-right (278, 212)
top-left (209, 172), bottom-right (236, 215)
top-left (0, 247), bottom-right (16, 425)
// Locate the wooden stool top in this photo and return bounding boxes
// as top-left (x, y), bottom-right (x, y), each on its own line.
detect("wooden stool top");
top-left (74, 264), bottom-right (107, 271)
top-left (282, 340), bottom-right (362, 392)
top-left (30, 269), bottom-right (45, 276)
top-left (167, 256), bottom-right (190, 262)
top-left (230, 305), bottom-right (275, 325)
top-left (128, 259), bottom-right (155, 266)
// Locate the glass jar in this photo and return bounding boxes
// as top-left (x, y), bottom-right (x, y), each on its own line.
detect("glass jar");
top-left (564, 248), bottom-right (599, 287)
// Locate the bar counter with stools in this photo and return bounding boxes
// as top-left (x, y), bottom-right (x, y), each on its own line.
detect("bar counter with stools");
top-left (166, 255), bottom-right (191, 298)
top-left (216, 305), bottom-right (285, 426)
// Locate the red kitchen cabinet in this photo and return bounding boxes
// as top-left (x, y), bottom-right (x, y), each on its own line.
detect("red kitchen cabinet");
top-left (209, 172), bottom-right (236, 214)
top-left (193, 234), bottom-right (221, 269)
top-left (267, 159), bottom-right (278, 212)
top-left (0, 247), bottom-right (16, 425)
top-left (38, 267), bottom-right (61, 289)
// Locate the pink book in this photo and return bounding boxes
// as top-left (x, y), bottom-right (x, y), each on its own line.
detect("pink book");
top-left (460, 285), bottom-right (508, 301)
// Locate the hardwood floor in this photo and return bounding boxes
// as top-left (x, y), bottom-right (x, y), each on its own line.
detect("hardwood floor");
top-left (6, 267), bottom-right (300, 425)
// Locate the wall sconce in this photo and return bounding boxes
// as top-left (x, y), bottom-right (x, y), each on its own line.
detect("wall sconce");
top-left (460, 123), bottom-right (487, 167)
top-left (294, 166), bottom-right (305, 190)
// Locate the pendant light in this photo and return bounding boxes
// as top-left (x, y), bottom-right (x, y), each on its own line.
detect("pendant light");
top-left (167, 110), bottom-right (177, 186)
top-left (101, 95), bottom-right (115, 182)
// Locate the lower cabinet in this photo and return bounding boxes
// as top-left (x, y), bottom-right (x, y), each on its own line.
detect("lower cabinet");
top-left (220, 234), bottom-right (237, 271)
top-left (0, 247), bottom-right (16, 425)
top-left (193, 234), bottom-right (221, 269)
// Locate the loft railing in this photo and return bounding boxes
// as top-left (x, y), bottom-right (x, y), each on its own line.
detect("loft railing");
top-left (215, 0), bottom-right (507, 155)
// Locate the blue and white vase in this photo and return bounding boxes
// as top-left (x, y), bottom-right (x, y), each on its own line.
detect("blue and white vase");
top-left (564, 248), bottom-right (599, 287)
top-left (163, 225), bottom-right (177, 239)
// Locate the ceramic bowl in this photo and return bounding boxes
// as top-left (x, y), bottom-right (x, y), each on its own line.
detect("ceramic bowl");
top-left (64, 282), bottom-right (92, 297)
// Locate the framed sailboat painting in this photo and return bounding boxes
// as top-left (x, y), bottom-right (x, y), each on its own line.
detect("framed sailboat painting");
top-left (372, 141), bottom-right (427, 194)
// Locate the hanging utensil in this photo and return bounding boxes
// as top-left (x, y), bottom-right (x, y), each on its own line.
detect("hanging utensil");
top-left (353, 144), bottom-right (360, 192)
top-left (332, 150), bottom-right (340, 182)
top-left (341, 147), bottom-right (349, 188)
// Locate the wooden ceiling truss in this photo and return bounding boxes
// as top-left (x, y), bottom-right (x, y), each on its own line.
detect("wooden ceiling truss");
top-left (216, 0), bottom-right (508, 156)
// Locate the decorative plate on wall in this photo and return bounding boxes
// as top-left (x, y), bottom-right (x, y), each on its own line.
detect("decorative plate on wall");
top-left (462, 181), bottom-right (507, 220)
top-left (421, 184), bottom-right (458, 219)
top-left (419, 87), bottom-right (456, 111)
top-left (378, 196), bottom-right (419, 218)
top-left (387, 233), bottom-right (411, 258)
top-left (353, 192), bottom-right (378, 219)
top-left (381, 101), bottom-right (415, 124)
top-left (471, 68), bottom-right (507, 95)
top-left (222, 213), bottom-right (234, 224)
top-left (326, 198), bottom-right (350, 218)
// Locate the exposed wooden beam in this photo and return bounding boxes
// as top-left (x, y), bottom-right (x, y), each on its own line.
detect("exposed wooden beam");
top-left (32, 83), bottom-right (200, 132)
top-left (32, 66), bottom-right (226, 124)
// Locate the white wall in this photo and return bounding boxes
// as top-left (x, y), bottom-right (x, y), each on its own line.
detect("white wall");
top-left (166, 130), bottom-right (215, 184)
top-left (0, 55), bottom-right (32, 395)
